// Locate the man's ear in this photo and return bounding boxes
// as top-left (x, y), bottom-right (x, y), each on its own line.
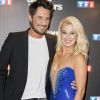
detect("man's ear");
top-left (28, 14), bottom-right (32, 22)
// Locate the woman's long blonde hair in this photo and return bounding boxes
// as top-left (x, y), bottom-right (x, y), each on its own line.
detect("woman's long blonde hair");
top-left (56, 16), bottom-right (89, 60)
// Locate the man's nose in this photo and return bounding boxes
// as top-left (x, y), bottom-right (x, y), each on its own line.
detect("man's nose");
top-left (41, 18), bottom-right (47, 26)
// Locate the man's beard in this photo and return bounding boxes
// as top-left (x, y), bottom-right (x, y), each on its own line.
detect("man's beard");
top-left (31, 23), bottom-right (47, 35)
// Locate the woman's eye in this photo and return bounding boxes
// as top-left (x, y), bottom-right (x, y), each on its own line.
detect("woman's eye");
top-left (70, 32), bottom-right (77, 35)
top-left (71, 32), bottom-right (75, 35)
top-left (61, 32), bottom-right (66, 34)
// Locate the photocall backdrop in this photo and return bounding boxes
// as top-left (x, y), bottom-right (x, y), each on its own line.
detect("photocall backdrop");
top-left (0, 0), bottom-right (100, 99)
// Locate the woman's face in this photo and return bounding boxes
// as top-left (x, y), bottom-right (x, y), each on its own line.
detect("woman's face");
top-left (61, 23), bottom-right (77, 48)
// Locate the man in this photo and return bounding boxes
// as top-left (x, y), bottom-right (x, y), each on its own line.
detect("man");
top-left (0, 0), bottom-right (56, 100)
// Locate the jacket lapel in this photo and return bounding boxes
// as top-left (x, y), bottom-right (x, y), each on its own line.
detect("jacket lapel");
top-left (45, 34), bottom-right (53, 58)
top-left (45, 34), bottom-right (56, 82)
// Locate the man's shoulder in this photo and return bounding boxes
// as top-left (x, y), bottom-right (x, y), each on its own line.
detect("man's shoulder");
top-left (9, 30), bottom-right (27, 36)
top-left (45, 33), bottom-right (57, 40)
top-left (4, 30), bottom-right (28, 44)
top-left (8, 29), bottom-right (28, 39)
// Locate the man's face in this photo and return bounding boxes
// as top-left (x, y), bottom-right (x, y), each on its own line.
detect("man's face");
top-left (29, 7), bottom-right (51, 35)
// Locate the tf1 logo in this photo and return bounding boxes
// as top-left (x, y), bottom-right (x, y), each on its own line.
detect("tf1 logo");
top-left (90, 96), bottom-right (100, 100)
top-left (77, 1), bottom-right (95, 8)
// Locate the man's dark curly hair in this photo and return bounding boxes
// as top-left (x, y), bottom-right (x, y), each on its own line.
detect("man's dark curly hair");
top-left (29, 0), bottom-right (54, 20)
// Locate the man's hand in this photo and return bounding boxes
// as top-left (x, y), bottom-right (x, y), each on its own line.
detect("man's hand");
top-left (71, 80), bottom-right (77, 90)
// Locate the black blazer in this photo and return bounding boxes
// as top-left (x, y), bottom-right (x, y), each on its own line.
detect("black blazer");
top-left (0, 29), bottom-right (57, 100)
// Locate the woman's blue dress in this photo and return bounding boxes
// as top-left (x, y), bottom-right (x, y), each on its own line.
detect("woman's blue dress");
top-left (50, 67), bottom-right (76, 100)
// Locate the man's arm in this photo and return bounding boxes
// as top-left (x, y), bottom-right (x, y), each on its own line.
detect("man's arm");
top-left (0, 33), bottom-right (13, 99)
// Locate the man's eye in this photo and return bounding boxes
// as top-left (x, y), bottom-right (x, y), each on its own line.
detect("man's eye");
top-left (38, 16), bottom-right (42, 19)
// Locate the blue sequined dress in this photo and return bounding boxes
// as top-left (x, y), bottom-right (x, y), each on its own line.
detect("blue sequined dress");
top-left (50, 67), bottom-right (76, 100)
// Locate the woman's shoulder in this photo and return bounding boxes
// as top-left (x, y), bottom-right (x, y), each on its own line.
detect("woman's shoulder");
top-left (74, 53), bottom-right (85, 60)
top-left (73, 53), bottom-right (86, 67)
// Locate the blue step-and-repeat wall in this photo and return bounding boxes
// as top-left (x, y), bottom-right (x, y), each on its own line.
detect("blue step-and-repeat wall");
top-left (0, 0), bottom-right (100, 99)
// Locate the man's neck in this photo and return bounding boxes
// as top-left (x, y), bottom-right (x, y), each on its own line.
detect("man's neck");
top-left (28, 28), bottom-right (44, 39)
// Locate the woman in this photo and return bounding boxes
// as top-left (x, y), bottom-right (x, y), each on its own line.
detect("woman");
top-left (50, 16), bottom-right (89, 100)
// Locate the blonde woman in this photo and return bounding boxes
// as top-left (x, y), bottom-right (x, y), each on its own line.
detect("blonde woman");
top-left (50, 16), bottom-right (89, 100)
